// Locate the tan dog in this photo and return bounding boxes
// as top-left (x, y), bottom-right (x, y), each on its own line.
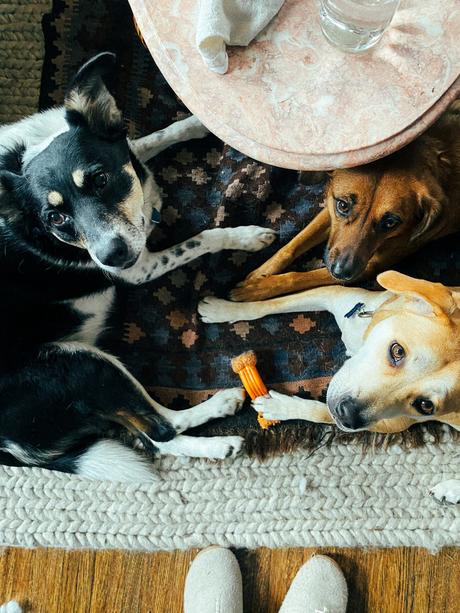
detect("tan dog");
top-left (199, 272), bottom-right (460, 503)
top-left (232, 101), bottom-right (460, 301)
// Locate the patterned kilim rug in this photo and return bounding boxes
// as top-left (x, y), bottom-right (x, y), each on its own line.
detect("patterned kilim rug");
top-left (0, 0), bottom-right (458, 551)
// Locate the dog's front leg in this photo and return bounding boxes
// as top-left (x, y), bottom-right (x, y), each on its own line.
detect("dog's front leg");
top-left (230, 268), bottom-right (340, 301)
top-left (129, 115), bottom-right (209, 162)
top-left (117, 226), bottom-right (276, 285)
top-left (251, 393), bottom-right (414, 432)
top-left (252, 391), bottom-right (333, 424)
top-left (199, 285), bottom-right (366, 324)
top-left (243, 208), bottom-right (331, 283)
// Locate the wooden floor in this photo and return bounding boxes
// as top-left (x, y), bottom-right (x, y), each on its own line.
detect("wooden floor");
top-left (0, 546), bottom-right (458, 612)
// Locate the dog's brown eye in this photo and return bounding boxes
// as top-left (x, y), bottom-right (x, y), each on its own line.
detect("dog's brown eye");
top-left (412, 397), bottom-right (435, 415)
top-left (389, 342), bottom-right (405, 364)
top-left (48, 211), bottom-right (66, 226)
top-left (380, 214), bottom-right (401, 232)
top-left (93, 172), bottom-right (108, 189)
top-left (335, 198), bottom-right (351, 217)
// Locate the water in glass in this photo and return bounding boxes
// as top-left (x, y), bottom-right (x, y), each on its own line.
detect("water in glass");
top-left (319, 0), bottom-right (400, 53)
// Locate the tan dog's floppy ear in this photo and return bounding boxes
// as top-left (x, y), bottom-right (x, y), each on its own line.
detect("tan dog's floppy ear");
top-left (410, 195), bottom-right (442, 242)
top-left (64, 52), bottom-right (124, 141)
top-left (377, 271), bottom-right (457, 320)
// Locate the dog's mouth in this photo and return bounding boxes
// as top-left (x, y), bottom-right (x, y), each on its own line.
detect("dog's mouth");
top-left (330, 413), bottom-right (370, 433)
top-left (329, 267), bottom-right (361, 283)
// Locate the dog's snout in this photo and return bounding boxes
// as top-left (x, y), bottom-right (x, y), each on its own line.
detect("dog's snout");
top-left (332, 396), bottom-right (367, 430)
top-left (95, 236), bottom-right (137, 269)
top-left (329, 253), bottom-right (363, 281)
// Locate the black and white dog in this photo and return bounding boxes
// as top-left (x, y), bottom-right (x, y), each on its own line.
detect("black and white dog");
top-left (0, 53), bottom-right (275, 480)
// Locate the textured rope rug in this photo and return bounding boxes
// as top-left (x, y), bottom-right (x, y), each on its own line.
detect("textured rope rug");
top-left (0, 431), bottom-right (458, 552)
top-left (0, 0), bottom-right (52, 124)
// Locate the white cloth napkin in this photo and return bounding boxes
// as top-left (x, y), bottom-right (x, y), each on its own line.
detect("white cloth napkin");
top-left (196, 0), bottom-right (285, 74)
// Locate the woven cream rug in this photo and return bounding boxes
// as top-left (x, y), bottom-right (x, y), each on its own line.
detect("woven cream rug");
top-left (1, 430), bottom-right (458, 552)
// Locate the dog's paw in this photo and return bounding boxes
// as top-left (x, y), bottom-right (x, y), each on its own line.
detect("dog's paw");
top-left (243, 267), bottom-right (273, 284)
top-left (429, 480), bottom-right (460, 505)
top-left (230, 277), bottom-right (280, 302)
top-left (211, 388), bottom-right (246, 418)
top-left (243, 255), bottom-right (288, 284)
top-left (210, 435), bottom-right (245, 459)
top-left (182, 115), bottom-right (209, 140)
top-left (252, 391), bottom-right (290, 421)
top-left (198, 296), bottom-right (243, 323)
top-left (224, 226), bottom-right (277, 252)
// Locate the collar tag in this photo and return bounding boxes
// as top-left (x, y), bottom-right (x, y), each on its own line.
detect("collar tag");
top-left (151, 209), bottom-right (161, 224)
top-left (344, 302), bottom-right (374, 319)
top-left (344, 302), bottom-right (365, 318)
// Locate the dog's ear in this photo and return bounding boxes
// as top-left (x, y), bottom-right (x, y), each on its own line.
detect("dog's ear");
top-left (0, 171), bottom-right (27, 221)
top-left (0, 170), bottom-right (26, 192)
top-left (64, 52), bottom-right (125, 140)
top-left (410, 194), bottom-right (442, 242)
top-left (377, 271), bottom-right (456, 320)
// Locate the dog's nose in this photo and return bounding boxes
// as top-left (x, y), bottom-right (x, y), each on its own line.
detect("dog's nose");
top-left (333, 396), bottom-right (366, 430)
top-left (329, 254), bottom-right (362, 281)
top-left (95, 237), bottom-right (137, 269)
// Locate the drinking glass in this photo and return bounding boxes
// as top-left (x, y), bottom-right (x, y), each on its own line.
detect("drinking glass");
top-left (319, 0), bottom-right (400, 53)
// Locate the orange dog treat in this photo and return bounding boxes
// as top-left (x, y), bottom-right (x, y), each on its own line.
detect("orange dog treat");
top-left (231, 351), bottom-right (279, 429)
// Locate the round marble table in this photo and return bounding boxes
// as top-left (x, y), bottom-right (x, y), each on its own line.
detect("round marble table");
top-left (130, 0), bottom-right (460, 170)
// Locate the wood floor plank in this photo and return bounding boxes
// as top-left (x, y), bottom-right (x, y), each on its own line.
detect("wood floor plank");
top-left (0, 546), bottom-right (458, 612)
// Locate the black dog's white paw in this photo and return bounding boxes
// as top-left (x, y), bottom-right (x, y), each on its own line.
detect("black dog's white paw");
top-left (182, 115), bottom-right (209, 140)
top-left (211, 388), bottom-right (246, 418)
top-left (210, 435), bottom-right (245, 459)
top-left (224, 226), bottom-right (277, 252)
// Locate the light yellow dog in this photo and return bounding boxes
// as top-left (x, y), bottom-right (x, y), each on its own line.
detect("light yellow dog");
top-left (199, 271), bottom-right (460, 504)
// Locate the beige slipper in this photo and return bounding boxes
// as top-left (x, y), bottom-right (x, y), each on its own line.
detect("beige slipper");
top-left (279, 555), bottom-right (348, 613)
top-left (183, 546), bottom-right (243, 613)
top-left (0, 602), bottom-right (22, 613)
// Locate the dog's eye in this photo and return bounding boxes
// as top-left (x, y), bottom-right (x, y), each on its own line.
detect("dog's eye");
top-left (335, 198), bottom-right (351, 217)
top-left (380, 214), bottom-right (401, 232)
top-left (412, 397), bottom-right (435, 415)
top-left (92, 172), bottom-right (108, 189)
top-left (48, 211), bottom-right (66, 226)
top-left (389, 342), bottom-right (405, 364)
